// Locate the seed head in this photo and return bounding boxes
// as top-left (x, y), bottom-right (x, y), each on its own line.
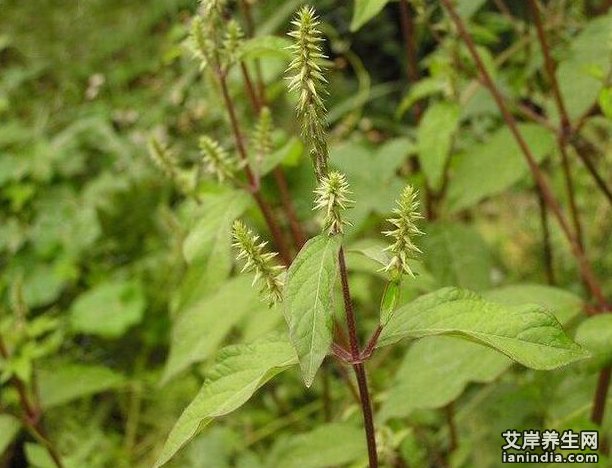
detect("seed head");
top-left (382, 185), bottom-right (424, 278)
top-left (199, 136), bottom-right (236, 183)
top-left (222, 20), bottom-right (244, 66)
top-left (286, 6), bottom-right (329, 180)
top-left (189, 15), bottom-right (214, 69)
top-left (252, 107), bottom-right (273, 164)
top-left (313, 171), bottom-right (353, 235)
top-left (232, 220), bottom-right (285, 306)
top-left (148, 136), bottom-right (177, 179)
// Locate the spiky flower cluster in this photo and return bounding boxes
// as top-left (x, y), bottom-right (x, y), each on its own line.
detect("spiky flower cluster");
top-left (189, 15), bottom-right (214, 69)
top-left (232, 220), bottom-right (284, 306)
top-left (313, 171), bottom-right (353, 235)
top-left (222, 20), bottom-right (245, 65)
top-left (200, 0), bottom-right (227, 15)
top-left (382, 185), bottom-right (424, 279)
top-left (199, 136), bottom-right (236, 183)
top-left (286, 6), bottom-right (329, 181)
top-left (148, 136), bottom-right (177, 179)
top-left (252, 107), bottom-right (273, 163)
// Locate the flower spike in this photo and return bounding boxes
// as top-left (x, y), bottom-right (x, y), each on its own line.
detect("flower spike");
top-left (382, 185), bottom-right (424, 279)
top-left (199, 136), bottom-right (236, 183)
top-left (232, 220), bottom-right (285, 306)
top-left (313, 171), bottom-right (354, 235)
top-left (286, 6), bottom-right (329, 181)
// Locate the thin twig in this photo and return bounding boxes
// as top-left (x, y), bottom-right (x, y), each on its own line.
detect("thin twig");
top-left (528, 0), bottom-right (584, 249)
top-left (529, 0), bottom-right (612, 207)
top-left (445, 402), bottom-right (459, 453)
top-left (441, 0), bottom-right (609, 312)
top-left (536, 185), bottom-right (556, 285)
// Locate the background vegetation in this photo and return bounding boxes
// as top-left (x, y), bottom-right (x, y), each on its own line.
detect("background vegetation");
top-left (0, 0), bottom-right (611, 466)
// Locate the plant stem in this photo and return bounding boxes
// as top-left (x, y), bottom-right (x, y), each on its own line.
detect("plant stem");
top-left (536, 185), bottom-right (556, 285)
top-left (445, 402), bottom-right (459, 452)
top-left (440, 0), bottom-right (609, 312)
top-left (216, 70), bottom-right (292, 266)
top-left (591, 366), bottom-right (611, 426)
top-left (338, 247), bottom-right (378, 468)
top-left (528, 0), bottom-right (584, 250)
top-left (0, 337), bottom-right (64, 468)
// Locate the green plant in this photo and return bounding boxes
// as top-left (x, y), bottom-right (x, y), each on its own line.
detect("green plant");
top-left (152, 4), bottom-right (599, 467)
top-left (1, 0), bottom-right (611, 466)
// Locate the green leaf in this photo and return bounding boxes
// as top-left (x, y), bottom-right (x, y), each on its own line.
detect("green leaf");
top-left (417, 101), bottom-right (460, 190)
top-left (350, 0), bottom-right (391, 32)
top-left (456, 0), bottom-right (487, 18)
top-left (154, 337), bottom-right (297, 468)
top-left (447, 124), bottom-right (555, 212)
top-left (0, 414), bottom-right (20, 456)
top-left (182, 191), bottom-right (252, 269)
top-left (283, 235), bottom-right (341, 387)
top-left (421, 222), bottom-right (492, 291)
top-left (268, 423), bottom-right (367, 468)
top-left (396, 78), bottom-right (446, 118)
top-left (484, 284), bottom-right (583, 326)
top-left (240, 35), bottom-right (292, 61)
top-left (599, 87), bottom-right (612, 120)
top-left (38, 364), bottom-right (125, 409)
top-left (380, 336), bottom-right (511, 421)
top-left (556, 14), bottom-right (612, 121)
top-left (575, 315), bottom-right (612, 369)
top-left (331, 138), bottom-right (415, 229)
top-left (377, 287), bottom-right (588, 369)
top-left (70, 279), bottom-right (145, 338)
top-left (258, 137), bottom-right (303, 176)
top-left (161, 275), bottom-right (270, 385)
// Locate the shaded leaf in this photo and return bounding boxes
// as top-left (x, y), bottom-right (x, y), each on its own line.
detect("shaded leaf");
top-left (38, 364), bottom-right (125, 409)
top-left (268, 422), bottom-right (367, 468)
top-left (556, 14), bottom-right (612, 121)
top-left (447, 124), bottom-right (554, 212)
top-left (70, 280), bottom-right (145, 338)
top-left (182, 191), bottom-right (252, 270)
top-left (575, 315), bottom-right (612, 369)
top-left (240, 35), bottom-right (292, 60)
top-left (0, 414), bottom-right (20, 456)
top-left (351, 0), bottom-right (391, 32)
top-left (154, 337), bottom-right (297, 467)
top-left (161, 275), bottom-right (269, 384)
top-left (421, 222), bottom-right (492, 291)
top-left (417, 101), bottom-right (460, 190)
top-left (380, 336), bottom-right (511, 421)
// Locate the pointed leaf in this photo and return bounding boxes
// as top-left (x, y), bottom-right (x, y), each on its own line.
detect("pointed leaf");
top-left (380, 336), bottom-right (511, 421)
top-left (161, 275), bottom-right (269, 385)
top-left (154, 337), bottom-right (297, 467)
top-left (182, 191), bottom-right (252, 268)
top-left (38, 364), bottom-right (125, 409)
top-left (283, 235), bottom-right (341, 386)
top-left (575, 315), bottom-right (612, 369)
top-left (447, 124), bottom-right (554, 212)
top-left (0, 415), bottom-right (20, 456)
top-left (351, 0), bottom-right (391, 31)
top-left (422, 222), bottom-right (493, 291)
top-left (378, 287), bottom-right (588, 369)
top-left (417, 101), bottom-right (460, 191)
top-left (268, 422), bottom-right (367, 468)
